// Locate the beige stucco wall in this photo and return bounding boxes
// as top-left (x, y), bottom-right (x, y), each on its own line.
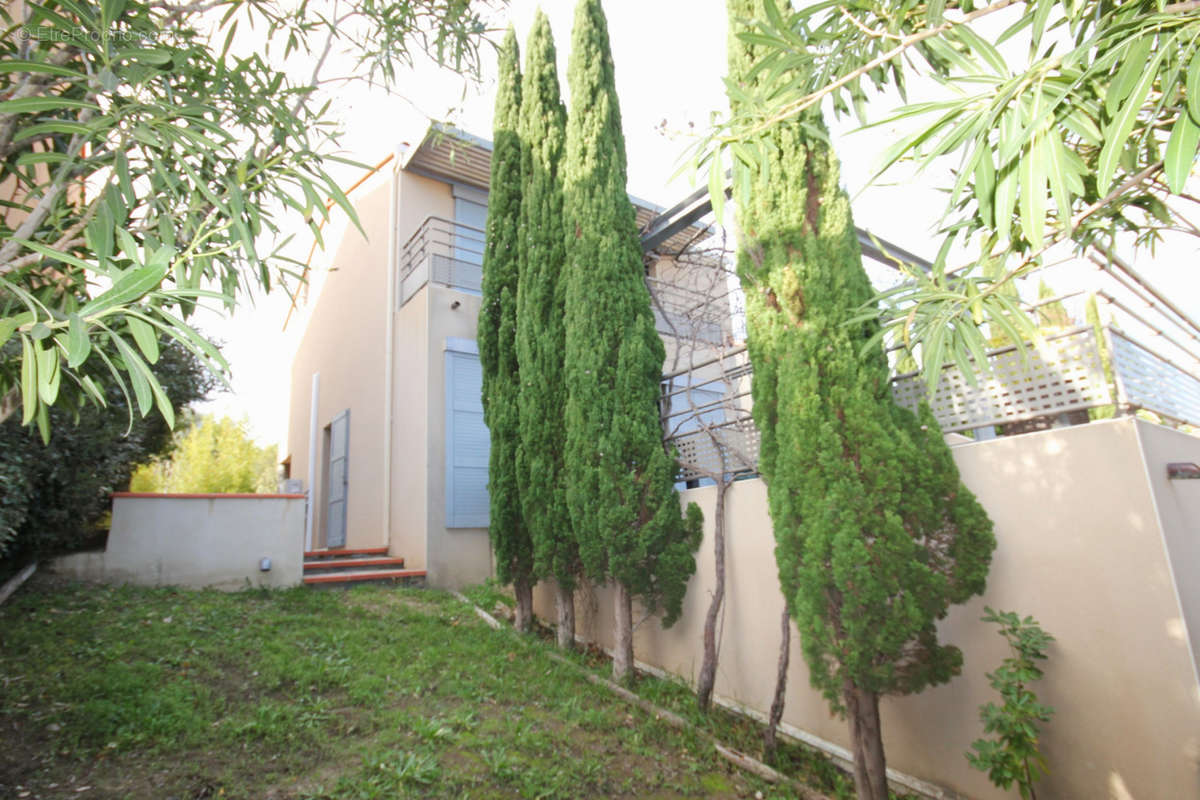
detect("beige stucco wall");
top-left (287, 168), bottom-right (465, 561)
top-left (286, 178), bottom-right (392, 551)
top-left (383, 170), bottom-right (454, 568)
top-left (1133, 419), bottom-right (1200, 680)
top-left (51, 495), bottom-right (305, 590)
top-left (536, 418), bottom-right (1200, 799)
top-left (424, 283), bottom-right (492, 589)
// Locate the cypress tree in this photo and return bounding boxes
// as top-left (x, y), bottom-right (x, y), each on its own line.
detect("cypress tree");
top-left (727, 3), bottom-right (996, 798)
top-left (479, 28), bottom-right (535, 632)
top-left (563, 0), bottom-right (702, 682)
top-left (515, 11), bottom-right (578, 650)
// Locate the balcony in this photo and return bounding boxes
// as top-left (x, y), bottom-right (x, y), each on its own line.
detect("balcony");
top-left (397, 216), bottom-right (485, 306)
top-left (662, 325), bottom-right (1200, 482)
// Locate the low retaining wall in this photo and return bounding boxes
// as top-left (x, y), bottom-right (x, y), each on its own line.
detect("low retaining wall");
top-left (52, 493), bottom-right (306, 590)
top-left (534, 418), bottom-right (1200, 799)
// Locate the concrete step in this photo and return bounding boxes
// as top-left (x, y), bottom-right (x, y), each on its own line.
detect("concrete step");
top-left (303, 547), bottom-right (389, 560)
top-left (303, 556), bottom-right (407, 572)
top-left (302, 568), bottom-right (427, 587)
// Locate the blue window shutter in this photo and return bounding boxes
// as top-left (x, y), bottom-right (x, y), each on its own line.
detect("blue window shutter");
top-left (453, 197), bottom-right (487, 266)
top-left (445, 343), bottom-right (489, 528)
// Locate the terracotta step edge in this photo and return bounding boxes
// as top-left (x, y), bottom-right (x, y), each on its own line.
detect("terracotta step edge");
top-left (303, 557), bottom-right (407, 571)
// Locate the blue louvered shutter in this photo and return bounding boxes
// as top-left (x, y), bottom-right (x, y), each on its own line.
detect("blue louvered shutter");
top-left (445, 341), bottom-right (490, 527)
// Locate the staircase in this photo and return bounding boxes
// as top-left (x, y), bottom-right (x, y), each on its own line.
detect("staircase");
top-left (302, 547), bottom-right (426, 587)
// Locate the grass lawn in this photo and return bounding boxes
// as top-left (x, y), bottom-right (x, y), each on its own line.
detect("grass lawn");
top-left (0, 577), bottom-right (865, 799)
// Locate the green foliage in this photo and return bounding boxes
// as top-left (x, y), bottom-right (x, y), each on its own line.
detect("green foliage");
top-left (0, 0), bottom-right (488, 436)
top-left (478, 28), bottom-right (534, 592)
top-left (699, 0), bottom-right (1200, 390)
top-left (1085, 293), bottom-right (1118, 421)
top-left (129, 414), bottom-right (276, 494)
top-left (515, 12), bottom-right (577, 589)
top-left (562, 0), bottom-right (701, 626)
top-left (967, 608), bottom-right (1056, 800)
top-left (726, 0), bottom-right (995, 712)
top-left (0, 339), bottom-right (212, 561)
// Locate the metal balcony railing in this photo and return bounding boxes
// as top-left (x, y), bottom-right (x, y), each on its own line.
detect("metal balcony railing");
top-left (397, 216), bottom-right (486, 306)
top-left (661, 325), bottom-right (1200, 481)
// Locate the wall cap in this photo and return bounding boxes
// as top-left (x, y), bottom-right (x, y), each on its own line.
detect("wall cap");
top-left (112, 492), bottom-right (307, 500)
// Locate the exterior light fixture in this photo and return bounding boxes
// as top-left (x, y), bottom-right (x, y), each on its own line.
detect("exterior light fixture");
top-left (1167, 462), bottom-right (1200, 480)
top-left (450, 300), bottom-right (461, 310)
top-left (259, 557), bottom-right (272, 572)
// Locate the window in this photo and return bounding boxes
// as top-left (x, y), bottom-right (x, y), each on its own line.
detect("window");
top-left (445, 339), bottom-right (489, 528)
top-left (453, 196), bottom-right (487, 266)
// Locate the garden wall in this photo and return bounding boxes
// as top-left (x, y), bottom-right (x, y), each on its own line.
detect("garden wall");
top-left (51, 493), bottom-right (306, 590)
top-left (534, 417), bottom-right (1200, 799)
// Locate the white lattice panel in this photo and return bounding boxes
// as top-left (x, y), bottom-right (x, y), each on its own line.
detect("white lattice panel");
top-left (1109, 331), bottom-right (1200, 427)
top-left (670, 418), bottom-right (760, 482)
top-left (889, 328), bottom-right (1113, 433)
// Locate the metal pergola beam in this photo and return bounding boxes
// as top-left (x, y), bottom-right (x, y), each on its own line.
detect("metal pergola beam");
top-left (639, 182), bottom-right (933, 274)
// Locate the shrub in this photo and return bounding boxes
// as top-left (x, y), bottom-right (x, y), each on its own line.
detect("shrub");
top-left (130, 415), bottom-right (276, 494)
top-left (967, 607), bottom-right (1056, 800)
top-left (0, 340), bottom-right (213, 563)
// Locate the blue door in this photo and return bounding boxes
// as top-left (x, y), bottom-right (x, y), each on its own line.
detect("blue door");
top-left (326, 409), bottom-right (349, 548)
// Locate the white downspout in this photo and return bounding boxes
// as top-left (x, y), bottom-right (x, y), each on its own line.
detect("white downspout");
top-left (305, 371), bottom-right (320, 552)
top-left (382, 145), bottom-right (406, 552)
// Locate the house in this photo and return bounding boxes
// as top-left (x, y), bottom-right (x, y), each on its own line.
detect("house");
top-left (286, 124), bottom-right (1200, 799)
top-left (284, 124), bottom-right (720, 588)
top-left (283, 123), bottom-right (926, 587)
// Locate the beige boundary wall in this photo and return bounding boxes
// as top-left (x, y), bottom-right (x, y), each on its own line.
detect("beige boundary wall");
top-left (51, 493), bottom-right (306, 590)
top-left (534, 417), bottom-right (1200, 799)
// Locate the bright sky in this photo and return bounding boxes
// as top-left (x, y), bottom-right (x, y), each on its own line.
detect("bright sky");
top-left (195, 0), bottom-right (1200, 452)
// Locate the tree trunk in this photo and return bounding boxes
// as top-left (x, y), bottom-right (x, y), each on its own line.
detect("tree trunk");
top-left (697, 479), bottom-right (728, 712)
top-left (555, 582), bottom-right (575, 649)
top-left (513, 577), bottom-right (534, 633)
top-left (0, 387), bottom-right (19, 426)
top-left (844, 682), bottom-right (888, 800)
top-left (764, 605), bottom-right (790, 763)
top-left (613, 581), bottom-right (634, 683)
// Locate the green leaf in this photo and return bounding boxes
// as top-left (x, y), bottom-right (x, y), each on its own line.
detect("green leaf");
top-left (37, 340), bottom-right (60, 405)
top-left (127, 316), bottom-right (160, 364)
top-left (0, 97), bottom-right (99, 115)
top-left (12, 121), bottom-right (95, 144)
top-left (1043, 133), bottom-right (1072, 228)
top-left (1029, 0), bottom-right (1053, 54)
top-left (955, 23), bottom-right (1008, 76)
top-left (20, 336), bottom-right (37, 425)
top-left (146, 364), bottom-right (175, 429)
top-left (995, 159), bottom-right (1018, 243)
top-left (1019, 137), bottom-right (1046, 249)
top-left (0, 60), bottom-right (85, 79)
top-left (80, 375), bottom-right (106, 407)
top-left (35, 403), bottom-right (49, 444)
top-left (974, 145), bottom-right (995, 223)
top-left (708, 156), bottom-right (726, 225)
top-left (1188, 52), bottom-right (1200, 124)
top-left (66, 314), bottom-right (91, 368)
top-left (1165, 111), bottom-right (1200, 193)
top-left (1097, 65), bottom-right (1157, 195)
top-left (1106, 37), bottom-right (1151, 117)
top-left (111, 334), bottom-right (152, 417)
top-left (0, 317), bottom-right (16, 349)
top-left (12, 240), bottom-right (96, 272)
top-left (116, 151), bottom-right (135, 206)
top-left (79, 252), bottom-right (172, 317)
